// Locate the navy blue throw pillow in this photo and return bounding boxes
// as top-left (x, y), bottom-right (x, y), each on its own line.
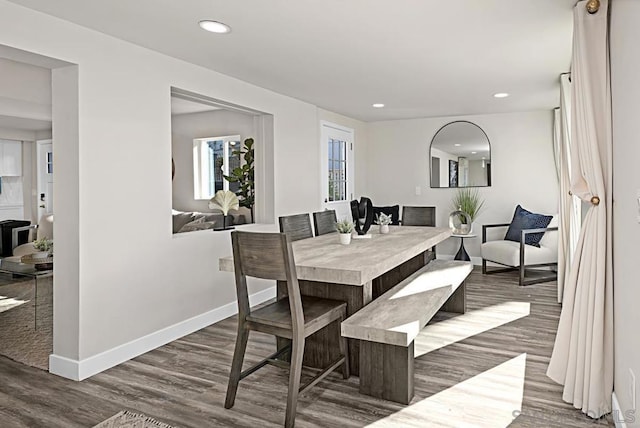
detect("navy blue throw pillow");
top-left (504, 205), bottom-right (553, 247)
top-left (372, 205), bottom-right (400, 225)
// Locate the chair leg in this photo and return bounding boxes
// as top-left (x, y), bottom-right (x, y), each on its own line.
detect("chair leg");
top-left (482, 259), bottom-right (487, 274)
top-left (225, 324), bottom-right (249, 409)
top-left (285, 336), bottom-right (305, 428)
top-left (337, 317), bottom-right (350, 379)
top-left (519, 264), bottom-right (525, 287)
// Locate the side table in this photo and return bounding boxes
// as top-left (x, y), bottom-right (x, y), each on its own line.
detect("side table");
top-left (451, 233), bottom-right (477, 261)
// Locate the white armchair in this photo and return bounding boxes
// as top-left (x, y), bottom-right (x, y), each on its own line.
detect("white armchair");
top-left (11, 213), bottom-right (53, 258)
top-left (481, 215), bottom-right (558, 286)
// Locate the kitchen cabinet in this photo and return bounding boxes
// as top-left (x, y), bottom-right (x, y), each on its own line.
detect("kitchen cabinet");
top-left (0, 140), bottom-right (22, 177)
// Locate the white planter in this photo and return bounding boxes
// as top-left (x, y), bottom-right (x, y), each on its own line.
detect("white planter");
top-left (32, 251), bottom-right (49, 260)
top-left (379, 224), bottom-right (390, 234)
top-left (339, 233), bottom-right (352, 245)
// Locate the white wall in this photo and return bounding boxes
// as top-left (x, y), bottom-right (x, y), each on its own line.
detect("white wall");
top-left (610, 0), bottom-right (640, 416)
top-left (365, 110), bottom-right (558, 258)
top-left (171, 109), bottom-right (256, 213)
top-left (0, 56), bottom-right (51, 121)
top-left (0, 0), bottom-right (358, 375)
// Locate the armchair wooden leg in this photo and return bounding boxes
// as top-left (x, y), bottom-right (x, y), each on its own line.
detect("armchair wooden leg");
top-left (482, 259), bottom-right (487, 274)
top-left (285, 336), bottom-right (305, 428)
top-left (225, 324), bottom-right (249, 409)
top-left (337, 316), bottom-right (350, 379)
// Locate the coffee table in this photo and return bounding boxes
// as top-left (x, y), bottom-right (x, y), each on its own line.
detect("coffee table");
top-left (0, 258), bottom-right (53, 328)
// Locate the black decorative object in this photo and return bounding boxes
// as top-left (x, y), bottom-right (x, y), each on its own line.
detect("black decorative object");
top-left (350, 197), bottom-right (374, 235)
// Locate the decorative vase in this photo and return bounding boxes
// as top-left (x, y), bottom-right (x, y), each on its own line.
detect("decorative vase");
top-left (339, 233), bottom-right (352, 245)
top-left (380, 224), bottom-right (389, 234)
top-left (448, 208), bottom-right (472, 235)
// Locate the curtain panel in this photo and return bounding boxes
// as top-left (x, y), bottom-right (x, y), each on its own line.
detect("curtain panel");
top-left (547, 0), bottom-right (614, 419)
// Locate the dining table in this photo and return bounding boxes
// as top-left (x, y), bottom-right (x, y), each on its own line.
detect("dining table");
top-left (219, 225), bottom-right (452, 375)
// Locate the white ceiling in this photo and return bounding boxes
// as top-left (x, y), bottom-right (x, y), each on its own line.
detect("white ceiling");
top-left (9, 0), bottom-right (574, 122)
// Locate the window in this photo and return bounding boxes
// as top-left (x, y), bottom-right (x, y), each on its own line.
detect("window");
top-left (193, 135), bottom-right (241, 199)
top-left (328, 138), bottom-right (348, 202)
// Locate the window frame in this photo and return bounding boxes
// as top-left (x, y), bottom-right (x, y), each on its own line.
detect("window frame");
top-left (193, 134), bottom-right (241, 200)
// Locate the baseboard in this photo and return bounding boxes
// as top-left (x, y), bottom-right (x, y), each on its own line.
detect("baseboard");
top-left (612, 391), bottom-right (629, 428)
top-left (436, 254), bottom-right (483, 266)
top-left (49, 286), bottom-right (276, 381)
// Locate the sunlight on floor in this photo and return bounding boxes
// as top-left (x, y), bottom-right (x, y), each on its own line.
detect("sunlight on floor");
top-left (415, 301), bottom-right (531, 357)
top-left (366, 353), bottom-right (527, 428)
top-left (0, 295), bottom-right (29, 313)
top-left (390, 265), bottom-right (471, 300)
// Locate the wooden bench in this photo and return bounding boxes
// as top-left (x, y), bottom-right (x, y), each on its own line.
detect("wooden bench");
top-left (341, 259), bottom-right (473, 404)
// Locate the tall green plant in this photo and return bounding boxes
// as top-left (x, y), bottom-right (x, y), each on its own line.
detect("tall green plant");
top-left (451, 188), bottom-right (485, 222)
top-left (223, 138), bottom-right (255, 218)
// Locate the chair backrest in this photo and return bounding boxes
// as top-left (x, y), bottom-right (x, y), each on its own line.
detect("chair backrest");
top-left (231, 231), bottom-right (304, 330)
top-left (37, 213), bottom-right (54, 240)
top-left (279, 213), bottom-right (313, 241)
top-left (312, 210), bottom-right (337, 236)
top-left (401, 206), bottom-right (436, 226)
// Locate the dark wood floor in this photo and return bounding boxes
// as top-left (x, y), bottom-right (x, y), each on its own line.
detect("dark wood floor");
top-left (0, 268), bottom-right (613, 427)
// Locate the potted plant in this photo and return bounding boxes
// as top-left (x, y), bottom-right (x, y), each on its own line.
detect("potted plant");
top-left (450, 188), bottom-right (485, 234)
top-left (223, 138), bottom-right (255, 222)
top-left (375, 212), bottom-right (392, 234)
top-left (209, 190), bottom-right (240, 231)
top-left (335, 219), bottom-right (355, 245)
top-left (32, 237), bottom-right (53, 259)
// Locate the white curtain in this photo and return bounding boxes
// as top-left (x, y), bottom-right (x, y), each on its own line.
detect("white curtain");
top-left (555, 74), bottom-right (582, 304)
top-left (547, 0), bottom-right (613, 419)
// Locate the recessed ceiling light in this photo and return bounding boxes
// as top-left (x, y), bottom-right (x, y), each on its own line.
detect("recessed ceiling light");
top-left (454, 144), bottom-right (461, 147)
top-left (372, 103), bottom-right (385, 108)
top-left (199, 20), bottom-right (231, 34)
top-left (471, 151), bottom-right (477, 154)
top-left (493, 92), bottom-right (510, 98)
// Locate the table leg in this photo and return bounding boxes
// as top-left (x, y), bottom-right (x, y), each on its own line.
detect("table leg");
top-left (277, 279), bottom-right (372, 376)
top-left (455, 238), bottom-right (470, 261)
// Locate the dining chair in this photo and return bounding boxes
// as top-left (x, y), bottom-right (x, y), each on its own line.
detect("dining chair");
top-left (312, 210), bottom-right (337, 236)
top-left (279, 213), bottom-right (313, 241)
top-left (401, 206), bottom-right (437, 259)
top-left (225, 231), bottom-right (349, 428)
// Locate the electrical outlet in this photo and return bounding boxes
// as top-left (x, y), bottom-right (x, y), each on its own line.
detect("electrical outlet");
top-left (415, 186), bottom-right (421, 196)
top-left (630, 369), bottom-right (637, 411)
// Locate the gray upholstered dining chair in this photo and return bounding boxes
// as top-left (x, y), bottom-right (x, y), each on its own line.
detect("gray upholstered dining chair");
top-left (312, 210), bottom-right (337, 236)
top-left (225, 231), bottom-right (349, 428)
top-left (401, 206), bottom-right (437, 259)
top-left (279, 213), bottom-right (313, 242)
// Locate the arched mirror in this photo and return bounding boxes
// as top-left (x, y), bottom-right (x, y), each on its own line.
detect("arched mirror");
top-left (429, 121), bottom-right (491, 188)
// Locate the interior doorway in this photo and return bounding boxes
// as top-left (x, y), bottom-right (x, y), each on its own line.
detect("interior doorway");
top-left (0, 44), bottom-right (73, 375)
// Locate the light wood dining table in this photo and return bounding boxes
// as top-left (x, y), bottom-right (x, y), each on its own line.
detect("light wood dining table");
top-left (219, 225), bottom-right (451, 375)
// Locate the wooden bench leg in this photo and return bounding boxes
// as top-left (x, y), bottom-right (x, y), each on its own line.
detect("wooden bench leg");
top-left (359, 340), bottom-right (414, 404)
top-left (440, 280), bottom-right (466, 314)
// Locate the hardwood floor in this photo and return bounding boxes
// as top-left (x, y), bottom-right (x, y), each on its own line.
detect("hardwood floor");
top-left (0, 268), bottom-right (614, 427)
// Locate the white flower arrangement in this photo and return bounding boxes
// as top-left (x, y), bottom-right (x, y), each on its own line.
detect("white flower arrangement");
top-left (375, 213), bottom-right (393, 226)
top-left (335, 219), bottom-right (355, 234)
top-left (33, 237), bottom-right (53, 254)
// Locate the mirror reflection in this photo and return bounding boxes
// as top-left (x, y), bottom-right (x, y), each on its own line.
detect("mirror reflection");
top-left (429, 121), bottom-right (491, 188)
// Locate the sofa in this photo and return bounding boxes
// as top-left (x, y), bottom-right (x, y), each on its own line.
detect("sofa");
top-left (172, 208), bottom-right (249, 233)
